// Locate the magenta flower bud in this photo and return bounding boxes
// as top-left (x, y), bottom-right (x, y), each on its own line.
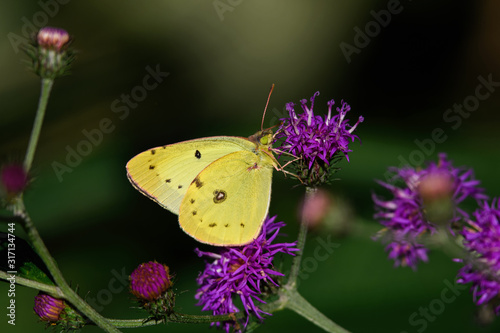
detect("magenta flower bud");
top-left (130, 261), bottom-right (175, 319)
top-left (130, 261), bottom-right (172, 301)
top-left (33, 293), bottom-right (66, 322)
top-left (418, 171), bottom-right (456, 225)
top-left (300, 189), bottom-right (332, 228)
top-left (37, 27), bottom-right (70, 51)
top-left (1, 163), bottom-right (28, 195)
top-left (33, 293), bottom-right (85, 329)
top-left (23, 26), bottom-right (74, 79)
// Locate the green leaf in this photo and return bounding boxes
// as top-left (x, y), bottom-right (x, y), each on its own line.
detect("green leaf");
top-left (0, 232), bottom-right (54, 285)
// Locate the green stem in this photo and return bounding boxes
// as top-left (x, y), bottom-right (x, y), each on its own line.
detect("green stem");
top-left (15, 77), bottom-right (121, 331)
top-left (24, 78), bottom-right (53, 172)
top-left (287, 186), bottom-right (317, 288)
top-left (284, 289), bottom-right (351, 333)
top-left (15, 200), bottom-right (121, 333)
top-left (108, 312), bottom-right (244, 328)
top-left (434, 226), bottom-right (465, 259)
top-left (0, 270), bottom-right (62, 296)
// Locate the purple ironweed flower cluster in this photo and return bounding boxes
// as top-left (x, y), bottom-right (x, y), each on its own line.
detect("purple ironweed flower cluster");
top-left (456, 198), bottom-right (500, 313)
top-left (373, 153), bottom-right (487, 270)
top-left (195, 215), bottom-right (299, 333)
top-left (276, 91), bottom-right (363, 185)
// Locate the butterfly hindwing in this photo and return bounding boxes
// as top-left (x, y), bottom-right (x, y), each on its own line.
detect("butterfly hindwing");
top-left (126, 137), bottom-right (254, 214)
top-left (179, 149), bottom-right (274, 246)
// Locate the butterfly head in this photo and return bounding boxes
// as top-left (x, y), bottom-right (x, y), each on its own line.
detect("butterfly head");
top-left (249, 129), bottom-right (274, 149)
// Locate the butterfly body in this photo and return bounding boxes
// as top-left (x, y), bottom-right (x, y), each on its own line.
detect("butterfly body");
top-left (126, 130), bottom-right (276, 246)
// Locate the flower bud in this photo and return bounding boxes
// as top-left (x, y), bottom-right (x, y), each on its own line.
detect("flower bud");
top-left (37, 27), bottom-right (70, 51)
top-left (34, 293), bottom-right (65, 322)
top-left (24, 27), bottom-right (74, 79)
top-left (301, 189), bottom-right (332, 228)
top-left (1, 163), bottom-right (28, 196)
top-left (418, 171), bottom-right (454, 201)
top-left (418, 171), bottom-right (454, 225)
top-left (130, 261), bottom-right (175, 319)
top-left (33, 293), bottom-right (85, 329)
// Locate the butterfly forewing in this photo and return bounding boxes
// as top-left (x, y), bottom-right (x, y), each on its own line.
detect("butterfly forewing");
top-left (126, 137), bottom-right (255, 214)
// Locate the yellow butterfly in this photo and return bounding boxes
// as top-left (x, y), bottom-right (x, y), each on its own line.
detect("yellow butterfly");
top-left (126, 87), bottom-right (279, 246)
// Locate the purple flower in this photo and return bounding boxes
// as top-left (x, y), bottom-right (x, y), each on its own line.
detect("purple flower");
top-left (382, 231), bottom-right (429, 269)
top-left (195, 216), bottom-right (299, 332)
top-left (275, 91), bottom-right (363, 185)
top-left (456, 198), bottom-right (500, 314)
top-left (373, 153), bottom-right (486, 269)
top-left (130, 261), bottom-right (172, 301)
top-left (34, 293), bottom-right (66, 322)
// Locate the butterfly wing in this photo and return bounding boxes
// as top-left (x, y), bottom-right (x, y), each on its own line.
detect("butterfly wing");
top-left (179, 149), bottom-right (274, 246)
top-left (126, 137), bottom-right (253, 214)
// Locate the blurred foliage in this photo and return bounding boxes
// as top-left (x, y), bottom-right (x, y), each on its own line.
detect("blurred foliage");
top-left (1, 0), bottom-right (500, 332)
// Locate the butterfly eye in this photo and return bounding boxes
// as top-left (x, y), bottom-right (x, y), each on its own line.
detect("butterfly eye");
top-left (260, 135), bottom-right (269, 145)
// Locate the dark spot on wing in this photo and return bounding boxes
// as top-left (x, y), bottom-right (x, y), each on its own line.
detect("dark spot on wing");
top-left (178, 185), bottom-right (182, 189)
top-left (151, 149), bottom-right (156, 155)
top-left (213, 190), bottom-right (227, 203)
top-left (195, 150), bottom-right (201, 159)
top-left (165, 179), bottom-right (171, 183)
top-left (190, 198), bottom-right (195, 204)
top-left (162, 146), bottom-right (166, 149)
top-left (149, 165), bottom-right (155, 170)
top-left (194, 177), bottom-right (204, 188)
top-left (240, 223), bottom-right (245, 228)
top-left (209, 223), bottom-right (216, 227)
top-left (247, 163), bottom-right (259, 171)
top-left (192, 210), bottom-right (197, 216)
top-left (225, 224), bottom-right (229, 228)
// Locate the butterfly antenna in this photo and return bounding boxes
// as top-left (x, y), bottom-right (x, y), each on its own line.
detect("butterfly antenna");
top-left (261, 83), bottom-right (275, 131)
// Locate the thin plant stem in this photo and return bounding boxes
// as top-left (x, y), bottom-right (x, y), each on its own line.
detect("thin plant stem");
top-left (108, 312), bottom-right (244, 328)
top-left (15, 77), bottom-right (120, 331)
top-left (24, 78), bottom-right (53, 172)
top-left (284, 288), bottom-right (351, 333)
top-left (287, 186), bottom-right (317, 288)
top-left (0, 270), bottom-right (62, 296)
top-left (15, 199), bottom-right (121, 333)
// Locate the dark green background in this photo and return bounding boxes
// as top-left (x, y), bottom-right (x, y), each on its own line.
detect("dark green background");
top-left (1, 1), bottom-right (500, 332)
